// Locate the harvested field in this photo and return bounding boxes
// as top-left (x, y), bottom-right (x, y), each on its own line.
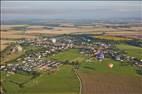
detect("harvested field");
top-left (0, 44), bottom-right (8, 51)
top-left (1, 31), bottom-right (35, 39)
top-left (0, 31), bottom-right (35, 51)
top-left (25, 26), bottom-right (142, 39)
top-left (1, 51), bottom-right (24, 64)
top-left (104, 31), bottom-right (142, 39)
top-left (1, 25), bottom-right (142, 39)
top-left (26, 27), bottom-right (84, 34)
top-left (79, 72), bottom-right (142, 94)
top-left (0, 40), bottom-right (16, 45)
top-left (0, 40), bottom-right (15, 51)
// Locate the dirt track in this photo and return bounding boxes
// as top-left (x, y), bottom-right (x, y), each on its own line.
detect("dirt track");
top-left (78, 72), bottom-right (142, 94)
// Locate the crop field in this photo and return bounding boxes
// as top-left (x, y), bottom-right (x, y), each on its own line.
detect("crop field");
top-left (79, 72), bottom-right (142, 94)
top-left (1, 65), bottom-right (80, 94)
top-left (116, 44), bottom-right (142, 59)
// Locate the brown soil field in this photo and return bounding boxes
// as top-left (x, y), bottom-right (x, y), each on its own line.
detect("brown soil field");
top-left (78, 72), bottom-right (142, 94)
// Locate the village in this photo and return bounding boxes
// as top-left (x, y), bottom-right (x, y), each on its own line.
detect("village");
top-left (1, 34), bottom-right (142, 76)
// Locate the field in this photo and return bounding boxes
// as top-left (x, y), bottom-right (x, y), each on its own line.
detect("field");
top-left (0, 44), bottom-right (25, 64)
top-left (0, 25), bottom-right (36, 51)
top-left (1, 45), bottom-right (9, 51)
top-left (95, 35), bottom-right (131, 41)
top-left (1, 51), bottom-right (24, 64)
top-left (0, 40), bottom-right (16, 51)
top-left (79, 72), bottom-right (142, 94)
top-left (116, 44), bottom-right (142, 59)
top-left (1, 65), bottom-right (80, 94)
top-left (48, 49), bottom-right (88, 62)
top-left (49, 48), bottom-right (142, 94)
top-left (0, 31), bottom-right (35, 40)
top-left (49, 49), bottom-right (139, 76)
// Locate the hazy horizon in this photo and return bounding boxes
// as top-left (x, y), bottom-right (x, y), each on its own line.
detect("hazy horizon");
top-left (1, 1), bottom-right (142, 25)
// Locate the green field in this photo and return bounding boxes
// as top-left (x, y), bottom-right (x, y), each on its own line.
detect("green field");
top-left (48, 49), bottom-right (88, 62)
top-left (80, 58), bottom-right (138, 76)
top-left (116, 44), bottom-right (142, 59)
top-left (49, 49), bottom-right (139, 76)
top-left (1, 65), bottom-right (80, 94)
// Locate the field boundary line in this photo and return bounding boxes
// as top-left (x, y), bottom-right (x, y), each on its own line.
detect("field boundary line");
top-left (74, 69), bottom-right (83, 94)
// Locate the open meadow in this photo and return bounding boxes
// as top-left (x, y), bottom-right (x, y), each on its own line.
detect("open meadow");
top-left (116, 44), bottom-right (142, 59)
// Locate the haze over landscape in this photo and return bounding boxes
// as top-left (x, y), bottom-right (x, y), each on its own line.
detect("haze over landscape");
top-left (1, 1), bottom-right (142, 25)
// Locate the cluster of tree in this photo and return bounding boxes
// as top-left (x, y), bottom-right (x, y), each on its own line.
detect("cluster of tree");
top-left (94, 38), bottom-right (123, 44)
top-left (126, 39), bottom-right (142, 48)
top-left (63, 60), bottom-right (80, 69)
top-left (136, 66), bottom-right (142, 75)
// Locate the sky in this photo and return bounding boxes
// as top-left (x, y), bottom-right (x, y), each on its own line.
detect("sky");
top-left (1, 1), bottom-right (142, 24)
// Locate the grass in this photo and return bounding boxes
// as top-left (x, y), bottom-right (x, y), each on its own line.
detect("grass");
top-left (48, 49), bottom-right (88, 62)
top-left (1, 71), bottom-right (33, 94)
top-left (20, 65), bottom-right (79, 94)
top-left (1, 65), bottom-right (80, 94)
top-left (49, 49), bottom-right (139, 76)
top-left (116, 44), bottom-right (142, 59)
top-left (79, 58), bottom-right (138, 76)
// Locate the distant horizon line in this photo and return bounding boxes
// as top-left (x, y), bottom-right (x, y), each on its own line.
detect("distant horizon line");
top-left (2, 0), bottom-right (142, 1)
